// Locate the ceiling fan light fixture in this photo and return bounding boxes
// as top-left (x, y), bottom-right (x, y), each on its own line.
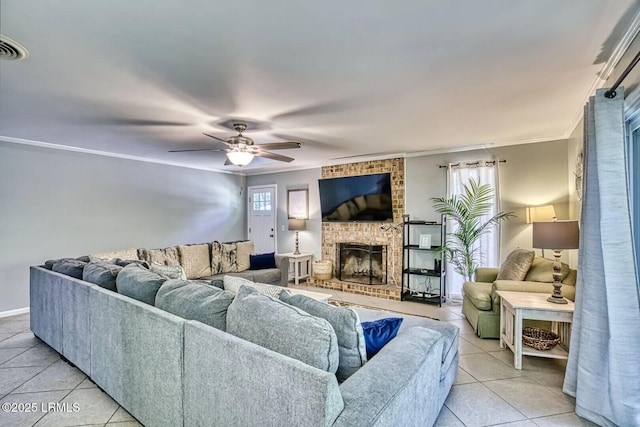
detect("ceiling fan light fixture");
top-left (226, 150), bottom-right (254, 166)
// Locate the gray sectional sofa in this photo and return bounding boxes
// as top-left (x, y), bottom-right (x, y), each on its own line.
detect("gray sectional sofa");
top-left (80, 240), bottom-right (290, 287)
top-left (30, 251), bottom-right (459, 427)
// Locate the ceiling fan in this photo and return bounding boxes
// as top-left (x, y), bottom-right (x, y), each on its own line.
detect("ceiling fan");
top-left (169, 122), bottom-right (301, 166)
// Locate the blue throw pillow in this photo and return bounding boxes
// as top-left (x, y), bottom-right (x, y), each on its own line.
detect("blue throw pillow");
top-left (361, 317), bottom-right (403, 359)
top-left (249, 252), bottom-right (276, 270)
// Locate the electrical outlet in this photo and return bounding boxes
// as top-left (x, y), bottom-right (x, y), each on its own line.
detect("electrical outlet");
top-left (281, 225), bottom-right (285, 231)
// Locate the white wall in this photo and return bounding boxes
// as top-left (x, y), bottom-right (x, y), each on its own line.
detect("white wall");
top-left (0, 141), bottom-right (245, 313)
top-left (406, 139), bottom-right (572, 265)
top-left (246, 168), bottom-right (322, 259)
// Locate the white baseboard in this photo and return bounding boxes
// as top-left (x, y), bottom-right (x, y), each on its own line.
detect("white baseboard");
top-left (0, 307), bottom-right (30, 319)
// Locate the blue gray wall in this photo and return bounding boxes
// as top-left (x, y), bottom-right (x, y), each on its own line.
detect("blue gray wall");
top-left (0, 141), bottom-right (245, 313)
top-left (247, 139), bottom-right (570, 269)
top-left (246, 168), bottom-right (322, 259)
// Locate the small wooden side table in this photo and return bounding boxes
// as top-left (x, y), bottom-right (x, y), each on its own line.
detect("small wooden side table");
top-left (496, 290), bottom-right (574, 369)
top-left (279, 252), bottom-right (313, 285)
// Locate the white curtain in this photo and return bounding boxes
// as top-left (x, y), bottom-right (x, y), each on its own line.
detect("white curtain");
top-left (563, 88), bottom-right (640, 425)
top-left (446, 161), bottom-right (501, 301)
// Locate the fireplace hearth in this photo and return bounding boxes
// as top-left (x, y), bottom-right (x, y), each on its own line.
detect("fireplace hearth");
top-left (338, 243), bottom-right (387, 285)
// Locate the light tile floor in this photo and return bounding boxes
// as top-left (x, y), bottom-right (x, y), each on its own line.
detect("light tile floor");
top-left (0, 287), bottom-right (596, 427)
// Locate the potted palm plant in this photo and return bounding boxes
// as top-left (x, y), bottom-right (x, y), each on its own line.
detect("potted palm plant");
top-left (431, 178), bottom-right (514, 281)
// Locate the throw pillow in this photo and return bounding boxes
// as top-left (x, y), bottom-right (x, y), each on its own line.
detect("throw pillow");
top-left (210, 241), bottom-right (223, 274)
top-left (496, 249), bottom-right (535, 281)
top-left (249, 252), bottom-right (276, 270)
top-left (177, 244), bottom-right (212, 279)
top-left (524, 256), bottom-right (571, 283)
top-left (220, 243), bottom-right (238, 272)
top-left (280, 292), bottom-right (367, 381)
top-left (223, 275), bottom-right (283, 298)
top-left (82, 261), bottom-right (123, 291)
top-left (150, 262), bottom-right (187, 280)
top-left (51, 259), bottom-right (87, 279)
top-left (138, 246), bottom-right (181, 267)
top-left (116, 263), bottom-right (168, 305)
top-left (235, 241), bottom-right (255, 272)
top-left (226, 286), bottom-right (339, 373)
top-left (361, 317), bottom-right (404, 359)
top-left (155, 279), bottom-right (235, 331)
top-left (89, 248), bottom-right (139, 262)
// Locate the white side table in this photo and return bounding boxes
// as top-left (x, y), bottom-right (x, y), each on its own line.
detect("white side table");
top-left (496, 291), bottom-right (574, 369)
top-left (279, 252), bottom-right (313, 285)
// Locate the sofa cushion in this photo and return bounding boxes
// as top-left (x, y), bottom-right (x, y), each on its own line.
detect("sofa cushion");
top-left (155, 279), bottom-right (234, 331)
top-left (235, 241), bottom-right (254, 272)
top-left (82, 261), bottom-right (122, 291)
top-left (44, 257), bottom-right (85, 270)
top-left (116, 263), bottom-right (168, 305)
top-left (113, 258), bottom-right (150, 269)
top-left (51, 259), bottom-right (87, 279)
top-left (462, 281), bottom-right (493, 311)
top-left (496, 249), bottom-right (535, 280)
top-left (227, 286), bottom-right (339, 373)
top-left (280, 292), bottom-right (367, 382)
top-left (223, 275), bottom-right (283, 298)
top-left (246, 268), bottom-right (281, 285)
top-left (353, 306), bottom-right (460, 382)
top-left (220, 243), bottom-right (238, 272)
top-left (361, 317), bottom-right (403, 359)
top-left (177, 244), bottom-right (212, 279)
top-left (524, 256), bottom-right (571, 283)
top-left (249, 252), bottom-right (276, 270)
top-left (150, 262), bottom-right (187, 280)
top-left (89, 248), bottom-right (139, 262)
top-left (138, 246), bottom-right (181, 267)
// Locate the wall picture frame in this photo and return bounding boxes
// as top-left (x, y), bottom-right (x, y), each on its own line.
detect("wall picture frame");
top-left (419, 234), bottom-right (432, 249)
top-left (287, 188), bottom-right (309, 219)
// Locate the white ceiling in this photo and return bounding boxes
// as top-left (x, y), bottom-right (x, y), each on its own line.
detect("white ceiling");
top-left (1, 0), bottom-right (639, 174)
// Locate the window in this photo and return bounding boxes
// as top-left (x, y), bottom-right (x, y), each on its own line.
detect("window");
top-left (252, 191), bottom-right (272, 212)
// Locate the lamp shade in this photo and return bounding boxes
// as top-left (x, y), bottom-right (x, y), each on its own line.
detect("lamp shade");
top-left (525, 205), bottom-right (556, 223)
top-left (532, 220), bottom-right (579, 249)
top-left (226, 151), bottom-right (254, 166)
top-left (288, 219), bottom-right (306, 231)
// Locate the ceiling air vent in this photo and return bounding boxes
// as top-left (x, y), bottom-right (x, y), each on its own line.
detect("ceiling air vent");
top-left (0, 35), bottom-right (29, 60)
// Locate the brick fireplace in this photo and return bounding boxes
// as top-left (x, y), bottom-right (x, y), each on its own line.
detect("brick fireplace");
top-left (316, 158), bottom-right (404, 295)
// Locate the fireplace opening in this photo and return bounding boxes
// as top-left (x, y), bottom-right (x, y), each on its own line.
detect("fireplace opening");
top-left (338, 243), bottom-right (387, 285)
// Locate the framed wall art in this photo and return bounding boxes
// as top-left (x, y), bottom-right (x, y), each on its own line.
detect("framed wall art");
top-left (287, 188), bottom-right (309, 219)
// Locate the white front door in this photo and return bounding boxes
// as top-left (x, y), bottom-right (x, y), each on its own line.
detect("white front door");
top-left (248, 185), bottom-right (277, 254)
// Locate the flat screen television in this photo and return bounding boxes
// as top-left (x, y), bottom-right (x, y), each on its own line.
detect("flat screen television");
top-left (318, 173), bottom-right (394, 222)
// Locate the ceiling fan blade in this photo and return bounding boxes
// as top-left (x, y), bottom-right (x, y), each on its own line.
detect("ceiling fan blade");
top-left (168, 148), bottom-right (226, 153)
top-left (252, 141), bottom-right (301, 150)
top-left (203, 133), bottom-right (232, 145)
top-left (255, 151), bottom-right (295, 163)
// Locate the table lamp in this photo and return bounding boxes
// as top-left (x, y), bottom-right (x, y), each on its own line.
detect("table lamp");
top-left (532, 219), bottom-right (580, 304)
top-left (288, 219), bottom-right (306, 255)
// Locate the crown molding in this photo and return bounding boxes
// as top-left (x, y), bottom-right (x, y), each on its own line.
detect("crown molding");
top-left (0, 135), bottom-right (239, 175)
top-left (566, 7), bottom-right (640, 136)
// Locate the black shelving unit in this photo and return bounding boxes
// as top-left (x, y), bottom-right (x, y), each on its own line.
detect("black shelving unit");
top-left (401, 215), bottom-right (446, 306)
